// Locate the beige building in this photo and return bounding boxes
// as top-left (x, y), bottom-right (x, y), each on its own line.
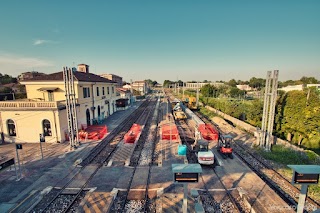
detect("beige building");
top-left (132, 81), bottom-right (148, 95)
top-left (185, 82), bottom-right (225, 89)
top-left (236, 84), bottom-right (252, 91)
top-left (100, 74), bottom-right (123, 88)
top-left (0, 64), bottom-right (118, 143)
top-left (278, 84), bottom-right (304, 92)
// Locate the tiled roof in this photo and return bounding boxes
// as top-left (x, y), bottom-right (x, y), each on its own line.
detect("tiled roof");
top-left (21, 71), bottom-right (116, 84)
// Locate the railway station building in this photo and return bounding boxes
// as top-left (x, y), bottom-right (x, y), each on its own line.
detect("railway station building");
top-left (0, 64), bottom-right (118, 144)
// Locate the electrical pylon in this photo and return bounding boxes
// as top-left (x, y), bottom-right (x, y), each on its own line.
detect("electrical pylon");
top-left (63, 67), bottom-right (79, 149)
top-left (260, 70), bottom-right (279, 151)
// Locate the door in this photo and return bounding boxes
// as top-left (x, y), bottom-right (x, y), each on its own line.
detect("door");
top-left (86, 109), bottom-right (90, 126)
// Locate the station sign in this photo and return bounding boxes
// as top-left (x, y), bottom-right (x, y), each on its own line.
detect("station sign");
top-left (172, 164), bottom-right (202, 183)
top-left (288, 165), bottom-right (320, 185)
top-left (174, 172), bottom-right (198, 183)
top-left (16, 144), bottom-right (22, 149)
top-left (294, 172), bottom-right (319, 184)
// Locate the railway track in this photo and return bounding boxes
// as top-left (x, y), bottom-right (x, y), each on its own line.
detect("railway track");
top-left (176, 119), bottom-right (243, 213)
top-left (195, 111), bottom-right (320, 212)
top-left (31, 100), bottom-right (157, 213)
top-left (109, 98), bottom-right (159, 213)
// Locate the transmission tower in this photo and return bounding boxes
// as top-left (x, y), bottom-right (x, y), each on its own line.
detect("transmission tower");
top-left (260, 70), bottom-right (279, 151)
top-left (63, 67), bottom-right (79, 149)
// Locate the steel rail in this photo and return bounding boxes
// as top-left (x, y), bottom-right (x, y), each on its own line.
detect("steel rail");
top-left (33, 100), bottom-right (151, 213)
top-left (117, 99), bottom-right (157, 213)
top-left (195, 111), bottom-right (320, 212)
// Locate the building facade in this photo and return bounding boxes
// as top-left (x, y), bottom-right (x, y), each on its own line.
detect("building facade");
top-left (132, 81), bottom-right (148, 95)
top-left (100, 74), bottom-right (123, 88)
top-left (0, 64), bottom-right (118, 143)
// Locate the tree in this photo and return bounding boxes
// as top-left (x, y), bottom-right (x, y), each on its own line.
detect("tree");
top-left (249, 77), bottom-right (265, 90)
top-left (300, 76), bottom-right (319, 85)
top-left (176, 80), bottom-right (183, 87)
top-left (0, 73), bottom-right (17, 84)
top-left (226, 87), bottom-right (246, 98)
top-left (227, 79), bottom-right (237, 87)
top-left (145, 79), bottom-right (158, 87)
top-left (163, 80), bottom-right (173, 88)
top-left (200, 84), bottom-right (214, 97)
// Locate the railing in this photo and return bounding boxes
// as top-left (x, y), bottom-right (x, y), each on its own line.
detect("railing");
top-left (0, 101), bottom-right (62, 109)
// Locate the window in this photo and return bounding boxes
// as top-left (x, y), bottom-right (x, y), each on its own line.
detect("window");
top-left (48, 91), bottom-right (54, 101)
top-left (107, 87), bottom-right (110, 95)
top-left (83, 87), bottom-right (90, 98)
top-left (7, 119), bottom-right (16, 136)
top-left (42, 119), bottom-right (52, 136)
top-left (96, 87), bottom-right (100, 96)
top-left (112, 86), bottom-right (114, 94)
top-left (102, 87), bottom-right (105, 95)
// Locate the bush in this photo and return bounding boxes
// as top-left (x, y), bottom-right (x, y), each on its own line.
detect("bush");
top-left (256, 145), bottom-right (311, 165)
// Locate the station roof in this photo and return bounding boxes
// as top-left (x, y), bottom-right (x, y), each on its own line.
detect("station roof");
top-left (21, 71), bottom-right (116, 84)
top-left (288, 165), bottom-right (320, 174)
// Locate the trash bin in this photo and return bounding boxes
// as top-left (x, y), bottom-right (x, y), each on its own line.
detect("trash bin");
top-left (178, 145), bottom-right (187, 156)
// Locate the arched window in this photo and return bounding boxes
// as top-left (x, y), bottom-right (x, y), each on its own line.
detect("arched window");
top-left (42, 119), bottom-right (52, 136)
top-left (7, 119), bottom-right (16, 136)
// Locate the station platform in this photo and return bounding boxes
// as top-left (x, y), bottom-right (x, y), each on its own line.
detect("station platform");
top-left (0, 102), bottom-right (141, 212)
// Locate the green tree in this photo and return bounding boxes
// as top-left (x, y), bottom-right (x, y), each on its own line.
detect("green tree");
top-left (226, 87), bottom-right (246, 98)
top-left (227, 79), bottom-right (237, 87)
top-left (300, 76), bottom-right (319, 84)
top-left (163, 80), bottom-right (173, 88)
top-left (0, 73), bottom-right (17, 84)
top-left (200, 84), bottom-right (214, 97)
top-left (249, 77), bottom-right (265, 90)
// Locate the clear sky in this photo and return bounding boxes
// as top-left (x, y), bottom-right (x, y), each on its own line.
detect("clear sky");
top-left (0, 0), bottom-right (319, 83)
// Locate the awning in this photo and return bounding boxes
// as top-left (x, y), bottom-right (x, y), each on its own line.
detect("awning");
top-left (38, 87), bottom-right (59, 91)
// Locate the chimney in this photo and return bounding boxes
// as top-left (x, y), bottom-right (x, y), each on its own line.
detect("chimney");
top-left (77, 64), bottom-right (89, 73)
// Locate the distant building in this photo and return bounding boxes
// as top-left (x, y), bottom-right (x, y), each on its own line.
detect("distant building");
top-left (100, 74), bottom-right (123, 88)
top-left (278, 85), bottom-right (304, 92)
top-left (307, 84), bottom-right (320, 90)
top-left (77, 64), bottom-right (89, 73)
top-left (132, 81), bottom-right (148, 95)
top-left (185, 82), bottom-right (225, 89)
top-left (116, 88), bottom-right (132, 107)
top-left (123, 84), bottom-right (131, 90)
top-left (17, 71), bottom-right (47, 81)
top-left (236, 85), bottom-right (252, 91)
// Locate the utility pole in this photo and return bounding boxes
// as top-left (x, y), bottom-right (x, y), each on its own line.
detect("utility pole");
top-left (260, 70), bottom-right (279, 151)
top-left (260, 71), bottom-right (271, 147)
top-left (182, 82), bottom-right (185, 101)
top-left (196, 81), bottom-right (199, 108)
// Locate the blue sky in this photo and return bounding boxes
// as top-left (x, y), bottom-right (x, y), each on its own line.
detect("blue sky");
top-left (0, 0), bottom-right (319, 83)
